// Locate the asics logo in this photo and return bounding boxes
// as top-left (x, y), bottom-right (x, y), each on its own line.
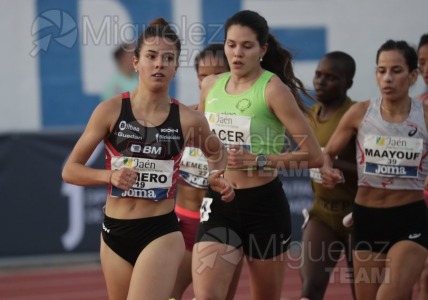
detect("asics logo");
top-left (408, 127), bottom-right (417, 137)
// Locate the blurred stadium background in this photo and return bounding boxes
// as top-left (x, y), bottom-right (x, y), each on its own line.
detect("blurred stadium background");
top-left (0, 0), bottom-right (426, 299)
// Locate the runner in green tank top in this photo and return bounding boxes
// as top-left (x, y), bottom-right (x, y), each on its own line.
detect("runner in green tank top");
top-left (205, 70), bottom-right (285, 156)
top-left (192, 10), bottom-right (323, 300)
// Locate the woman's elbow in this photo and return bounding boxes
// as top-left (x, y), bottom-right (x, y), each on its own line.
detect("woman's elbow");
top-left (62, 167), bottom-right (72, 184)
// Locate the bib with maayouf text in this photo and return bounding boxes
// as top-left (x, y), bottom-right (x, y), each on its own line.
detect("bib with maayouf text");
top-left (363, 135), bottom-right (423, 178)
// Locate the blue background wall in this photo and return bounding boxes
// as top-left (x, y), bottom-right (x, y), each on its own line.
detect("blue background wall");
top-left (35, 0), bottom-right (324, 127)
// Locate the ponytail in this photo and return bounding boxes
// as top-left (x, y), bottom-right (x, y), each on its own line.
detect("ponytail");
top-left (261, 34), bottom-right (311, 115)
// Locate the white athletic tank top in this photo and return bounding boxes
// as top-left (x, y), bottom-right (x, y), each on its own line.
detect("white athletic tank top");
top-left (356, 96), bottom-right (428, 190)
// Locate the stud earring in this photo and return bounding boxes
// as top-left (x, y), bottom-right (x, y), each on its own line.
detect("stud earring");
top-left (259, 57), bottom-right (263, 62)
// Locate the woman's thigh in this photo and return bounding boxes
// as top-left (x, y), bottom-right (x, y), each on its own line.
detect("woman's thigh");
top-left (128, 231), bottom-right (185, 300)
top-left (100, 236), bottom-right (133, 300)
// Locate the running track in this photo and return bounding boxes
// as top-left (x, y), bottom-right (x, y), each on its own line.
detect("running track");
top-left (0, 258), bottom-right (421, 299)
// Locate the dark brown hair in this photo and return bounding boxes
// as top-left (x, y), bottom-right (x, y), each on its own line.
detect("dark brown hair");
top-left (376, 39), bottom-right (417, 72)
top-left (134, 18), bottom-right (181, 62)
top-left (194, 43), bottom-right (229, 72)
top-left (225, 10), bottom-right (312, 114)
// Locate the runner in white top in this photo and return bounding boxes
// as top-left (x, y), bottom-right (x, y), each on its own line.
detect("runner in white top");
top-left (321, 39), bottom-right (428, 300)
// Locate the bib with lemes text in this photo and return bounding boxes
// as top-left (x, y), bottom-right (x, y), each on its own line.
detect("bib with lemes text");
top-left (179, 147), bottom-right (209, 189)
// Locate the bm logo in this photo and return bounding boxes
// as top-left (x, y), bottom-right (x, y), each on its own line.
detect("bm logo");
top-left (130, 145), bottom-right (163, 156)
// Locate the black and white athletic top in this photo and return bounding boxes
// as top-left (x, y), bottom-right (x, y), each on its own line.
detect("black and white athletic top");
top-left (104, 92), bottom-right (185, 200)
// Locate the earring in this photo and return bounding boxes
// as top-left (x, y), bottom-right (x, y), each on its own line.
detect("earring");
top-left (259, 57), bottom-right (263, 62)
top-left (134, 69), bottom-right (138, 73)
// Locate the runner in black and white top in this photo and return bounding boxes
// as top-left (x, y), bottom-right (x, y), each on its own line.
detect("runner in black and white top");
top-left (62, 18), bottom-right (234, 300)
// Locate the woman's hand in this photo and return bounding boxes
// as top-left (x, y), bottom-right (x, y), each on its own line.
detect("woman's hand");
top-left (208, 169), bottom-right (235, 202)
top-left (226, 145), bottom-right (255, 169)
top-left (320, 166), bottom-right (344, 189)
top-left (110, 168), bottom-right (139, 191)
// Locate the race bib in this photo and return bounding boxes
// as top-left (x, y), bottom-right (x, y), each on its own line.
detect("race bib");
top-left (205, 112), bottom-right (252, 151)
top-left (179, 147), bottom-right (209, 188)
top-left (309, 148), bottom-right (344, 183)
top-left (363, 135), bottom-right (423, 178)
top-left (309, 168), bottom-right (323, 184)
top-left (110, 156), bottom-right (174, 200)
